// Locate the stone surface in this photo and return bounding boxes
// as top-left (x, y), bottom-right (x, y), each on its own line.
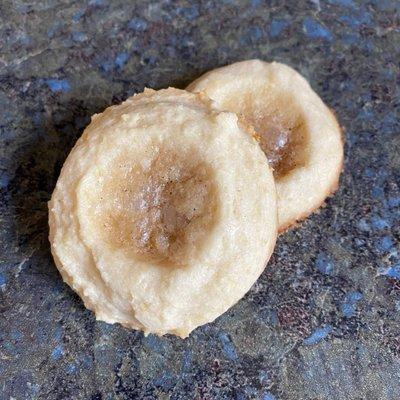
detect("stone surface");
top-left (0, 0), bottom-right (399, 399)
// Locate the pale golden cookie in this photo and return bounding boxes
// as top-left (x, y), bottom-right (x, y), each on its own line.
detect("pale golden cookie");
top-left (49, 88), bottom-right (277, 337)
top-left (187, 60), bottom-right (344, 232)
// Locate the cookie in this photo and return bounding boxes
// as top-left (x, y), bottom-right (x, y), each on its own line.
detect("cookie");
top-left (187, 60), bottom-right (344, 232)
top-left (49, 88), bottom-right (277, 337)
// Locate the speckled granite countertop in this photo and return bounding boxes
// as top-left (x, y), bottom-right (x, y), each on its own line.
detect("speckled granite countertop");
top-left (0, 1), bottom-right (399, 399)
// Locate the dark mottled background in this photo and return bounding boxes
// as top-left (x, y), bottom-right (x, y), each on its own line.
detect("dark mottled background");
top-left (0, 0), bottom-right (399, 399)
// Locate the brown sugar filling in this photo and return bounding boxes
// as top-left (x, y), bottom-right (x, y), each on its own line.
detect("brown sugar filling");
top-left (224, 91), bottom-right (308, 178)
top-left (97, 150), bottom-right (218, 267)
top-left (252, 112), bottom-right (308, 178)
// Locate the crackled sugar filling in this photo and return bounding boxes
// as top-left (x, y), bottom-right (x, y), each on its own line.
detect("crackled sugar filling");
top-left (83, 149), bottom-right (218, 267)
top-left (226, 88), bottom-right (308, 179)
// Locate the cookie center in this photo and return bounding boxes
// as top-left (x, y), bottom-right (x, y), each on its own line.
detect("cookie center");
top-left (221, 89), bottom-right (309, 178)
top-left (97, 150), bottom-right (217, 266)
top-left (251, 111), bottom-right (308, 178)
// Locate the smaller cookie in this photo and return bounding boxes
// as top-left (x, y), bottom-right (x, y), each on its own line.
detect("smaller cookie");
top-left (187, 60), bottom-right (344, 232)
